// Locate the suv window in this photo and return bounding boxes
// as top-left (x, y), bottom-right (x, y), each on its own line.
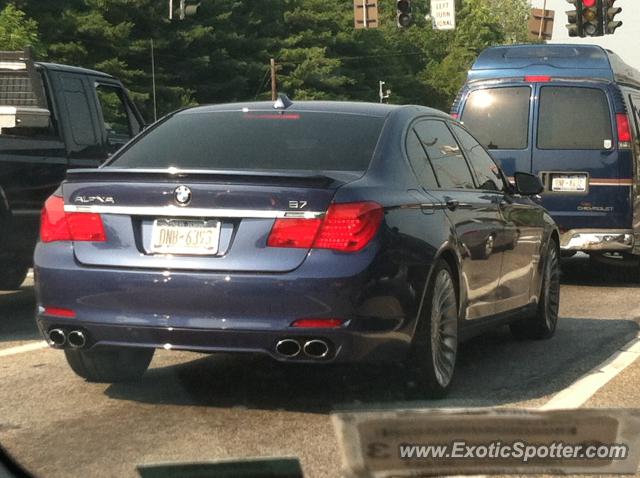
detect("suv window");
top-left (414, 120), bottom-right (475, 189)
top-left (406, 128), bottom-right (439, 189)
top-left (109, 110), bottom-right (385, 172)
top-left (95, 83), bottom-right (141, 149)
top-left (460, 86), bottom-right (530, 150)
top-left (538, 86), bottom-right (612, 150)
top-left (62, 76), bottom-right (97, 146)
top-left (451, 124), bottom-right (504, 192)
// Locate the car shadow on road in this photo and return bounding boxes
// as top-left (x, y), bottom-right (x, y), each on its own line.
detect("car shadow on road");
top-left (0, 285), bottom-right (39, 343)
top-left (105, 316), bottom-right (638, 413)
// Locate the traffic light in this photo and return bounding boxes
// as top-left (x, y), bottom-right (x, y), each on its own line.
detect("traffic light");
top-left (605, 0), bottom-right (622, 34)
top-left (581, 0), bottom-right (601, 36)
top-left (396, 0), bottom-right (412, 28)
top-left (566, 0), bottom-right (583, 37)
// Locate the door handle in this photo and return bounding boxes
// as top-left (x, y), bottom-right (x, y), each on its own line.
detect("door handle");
top-left (445, 199), bottom-right (459, 211)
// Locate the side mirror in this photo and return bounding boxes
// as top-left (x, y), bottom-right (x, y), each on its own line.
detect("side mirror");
top-left (513, 172), bottom-right (543, 196)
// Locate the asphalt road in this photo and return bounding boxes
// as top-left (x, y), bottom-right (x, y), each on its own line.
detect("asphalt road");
top-left (0, 256), bottom-right (639, 478)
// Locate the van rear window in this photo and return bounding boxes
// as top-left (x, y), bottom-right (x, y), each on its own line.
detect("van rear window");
top-left (538, 87), bottom-right (612, 150)
top-left (460, 87), bottom-right (530, 150)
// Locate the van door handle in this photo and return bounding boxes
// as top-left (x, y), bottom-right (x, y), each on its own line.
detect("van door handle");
top-left (445, 199), bottom-right (459, 211)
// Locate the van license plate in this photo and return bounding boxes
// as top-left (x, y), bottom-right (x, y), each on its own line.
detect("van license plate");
top-left (151, 219), bottom-right (221, 255)
top-left (551, 175), bottom-right (587, 192)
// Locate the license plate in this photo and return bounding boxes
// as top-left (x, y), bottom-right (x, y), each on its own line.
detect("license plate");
top-left (151, 219), bottom-right (221, 255)
top-left (551, 175), bottom-right (587, 192)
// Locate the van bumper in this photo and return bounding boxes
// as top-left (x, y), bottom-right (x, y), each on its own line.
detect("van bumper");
top-left (560, 229), bottom-right (633, 251)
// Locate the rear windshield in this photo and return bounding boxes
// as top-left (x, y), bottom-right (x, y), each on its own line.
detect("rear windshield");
top-left (538, 86), bottom-right (612, 150)
top-left (108, 110), bottom-right (385, 172)
top-left (460, 86), bottom-right (530, 150)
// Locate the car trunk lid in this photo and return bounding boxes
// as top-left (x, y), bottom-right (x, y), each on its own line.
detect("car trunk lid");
top-left (62, 169), bottom-right (350, 272)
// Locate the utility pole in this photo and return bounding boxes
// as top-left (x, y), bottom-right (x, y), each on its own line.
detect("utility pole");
top-left (538, 0), bottom-right (547, 39)
top-left (270, 58), bottom-right (277, 101)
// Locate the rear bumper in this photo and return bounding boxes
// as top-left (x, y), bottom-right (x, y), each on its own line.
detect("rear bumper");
top-left (34, 243), bottom-right (415, 364)
top-left (35, 318), bottom-right (409, 363)
top-left (559, 229), bottom-right (634, 251)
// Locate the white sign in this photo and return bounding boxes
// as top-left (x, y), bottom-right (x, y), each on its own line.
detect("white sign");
top-left (431, 0), bottom-right (456, 30)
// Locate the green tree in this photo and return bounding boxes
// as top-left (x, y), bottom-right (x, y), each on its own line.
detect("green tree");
top-left (0, 3), bottom-right (40, 51)
top-left (485, 0), bottom-right (531, 44)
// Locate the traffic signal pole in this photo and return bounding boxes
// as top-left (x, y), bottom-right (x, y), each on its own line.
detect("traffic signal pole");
top-left (538, 0), bottom-right (547, 39)
top-left (270, 58), bottom-right (277, 101)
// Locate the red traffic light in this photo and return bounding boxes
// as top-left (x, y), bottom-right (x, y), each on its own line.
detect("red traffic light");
top-left (583, 0), bottom-right (596, 7)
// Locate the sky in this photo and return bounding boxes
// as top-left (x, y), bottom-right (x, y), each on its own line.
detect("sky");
top-left (529, 0), bottom-right (640, 71)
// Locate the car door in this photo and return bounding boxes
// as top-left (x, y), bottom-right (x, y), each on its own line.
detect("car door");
top-left (413, 118), bottom-right (506, 320)
top-left (451, 123), bottom-right (543, 313)
top-left (532, 83), bottom-right (626, 232)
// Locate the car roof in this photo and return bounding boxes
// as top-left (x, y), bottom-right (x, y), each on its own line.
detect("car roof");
top-left (177, 100), bottom-right (448, 119)
top-left (468, 44), bottom-right (640, 88)
top-left (35, 62), bottom-right (116, 79)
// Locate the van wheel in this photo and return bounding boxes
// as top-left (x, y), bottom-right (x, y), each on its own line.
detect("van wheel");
top-left (64, 347), bottom-right (154, 383)
top-left (406, 260), bottom-right (458, 398)
top-left (0, 262), bottom-right (29, 290)
top-left (510, 241), bottom-right (560, 340)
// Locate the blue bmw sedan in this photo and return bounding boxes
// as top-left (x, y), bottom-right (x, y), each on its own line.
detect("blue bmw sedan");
top-left (34, 100), bottom-right (559, 396)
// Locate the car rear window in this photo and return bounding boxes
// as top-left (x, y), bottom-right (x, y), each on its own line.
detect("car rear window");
top-left (460, 86), bottom-right (530, 150)
top-left (538, 86), bottom-right (612, 150)
top-left (108, 110), bottom-right (385, 172)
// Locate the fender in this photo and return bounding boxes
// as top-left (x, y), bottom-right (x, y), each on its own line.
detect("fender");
top-left (408, 240), bottom-right (465, 343)
top-left (531, 221), bottom-right (560, 302)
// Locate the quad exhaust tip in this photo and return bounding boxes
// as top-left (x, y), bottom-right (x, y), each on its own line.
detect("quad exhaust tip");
top-left (275, 339), bottom-right (301, 357)
top-left (67, 330), bottom-right (86, 349)
top-left (48, 328), bottom-right (66, 346)
top-left (303, 339), bottom-right (330, 359)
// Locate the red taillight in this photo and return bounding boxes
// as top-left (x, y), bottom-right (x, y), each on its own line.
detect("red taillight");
top-left (40, 195), bottom-right (106, 243)
top-left (524, 75), bottom-right (551, 83)
top-left (314, 202), bottom-right (383, 252)
top-left (291, 318), bottom-right (344, 328)
top-left (616, 113), bottom-right (632, 143)
top-left (267, 217), bottom-right (322, 248)
top-left (267, 201), bottom-right (383, 253)
top-left (43, 306), bottom-right (76, 318)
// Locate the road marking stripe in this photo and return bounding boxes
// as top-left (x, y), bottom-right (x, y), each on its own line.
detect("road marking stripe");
top-left (540, 332), bottom-right (640, 410)
top-left (0, 341), bottom-right (48, 357)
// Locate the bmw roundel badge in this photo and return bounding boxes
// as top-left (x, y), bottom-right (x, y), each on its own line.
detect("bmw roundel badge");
top-left (174, 185), bottom-right (192, 206)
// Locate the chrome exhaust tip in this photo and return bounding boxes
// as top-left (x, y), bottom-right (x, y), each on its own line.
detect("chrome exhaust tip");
top-left (303, 339), bottom-right (330, 359)
top-left (67, 330), bottom-right (86, 349)
top-left (48, 328), bottom-right (66, 346)
top-left (275, 339), bottom-right (301, 358)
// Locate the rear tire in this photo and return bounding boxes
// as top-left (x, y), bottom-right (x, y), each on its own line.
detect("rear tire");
top-left (406, 260), bottom-right (458, 398)
top-left (0, 262), bottom-right (29, 290)
top-left (510, 240), bottom-right (560, 340)
top-left (64, 346), bottom-right (154, 383)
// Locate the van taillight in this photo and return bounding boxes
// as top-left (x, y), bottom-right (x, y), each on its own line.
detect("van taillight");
top-left (616, 113), bottom-right (632, 144)
top-left (267, 202), bottom-right (383, 252)
top-left (40, 195), bottom-right (106, 243)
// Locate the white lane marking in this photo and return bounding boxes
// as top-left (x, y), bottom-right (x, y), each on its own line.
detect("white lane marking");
top-left (0, 341), bottom-right (48, 357)
top-left (541, 332), bottom-right (640, 410)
